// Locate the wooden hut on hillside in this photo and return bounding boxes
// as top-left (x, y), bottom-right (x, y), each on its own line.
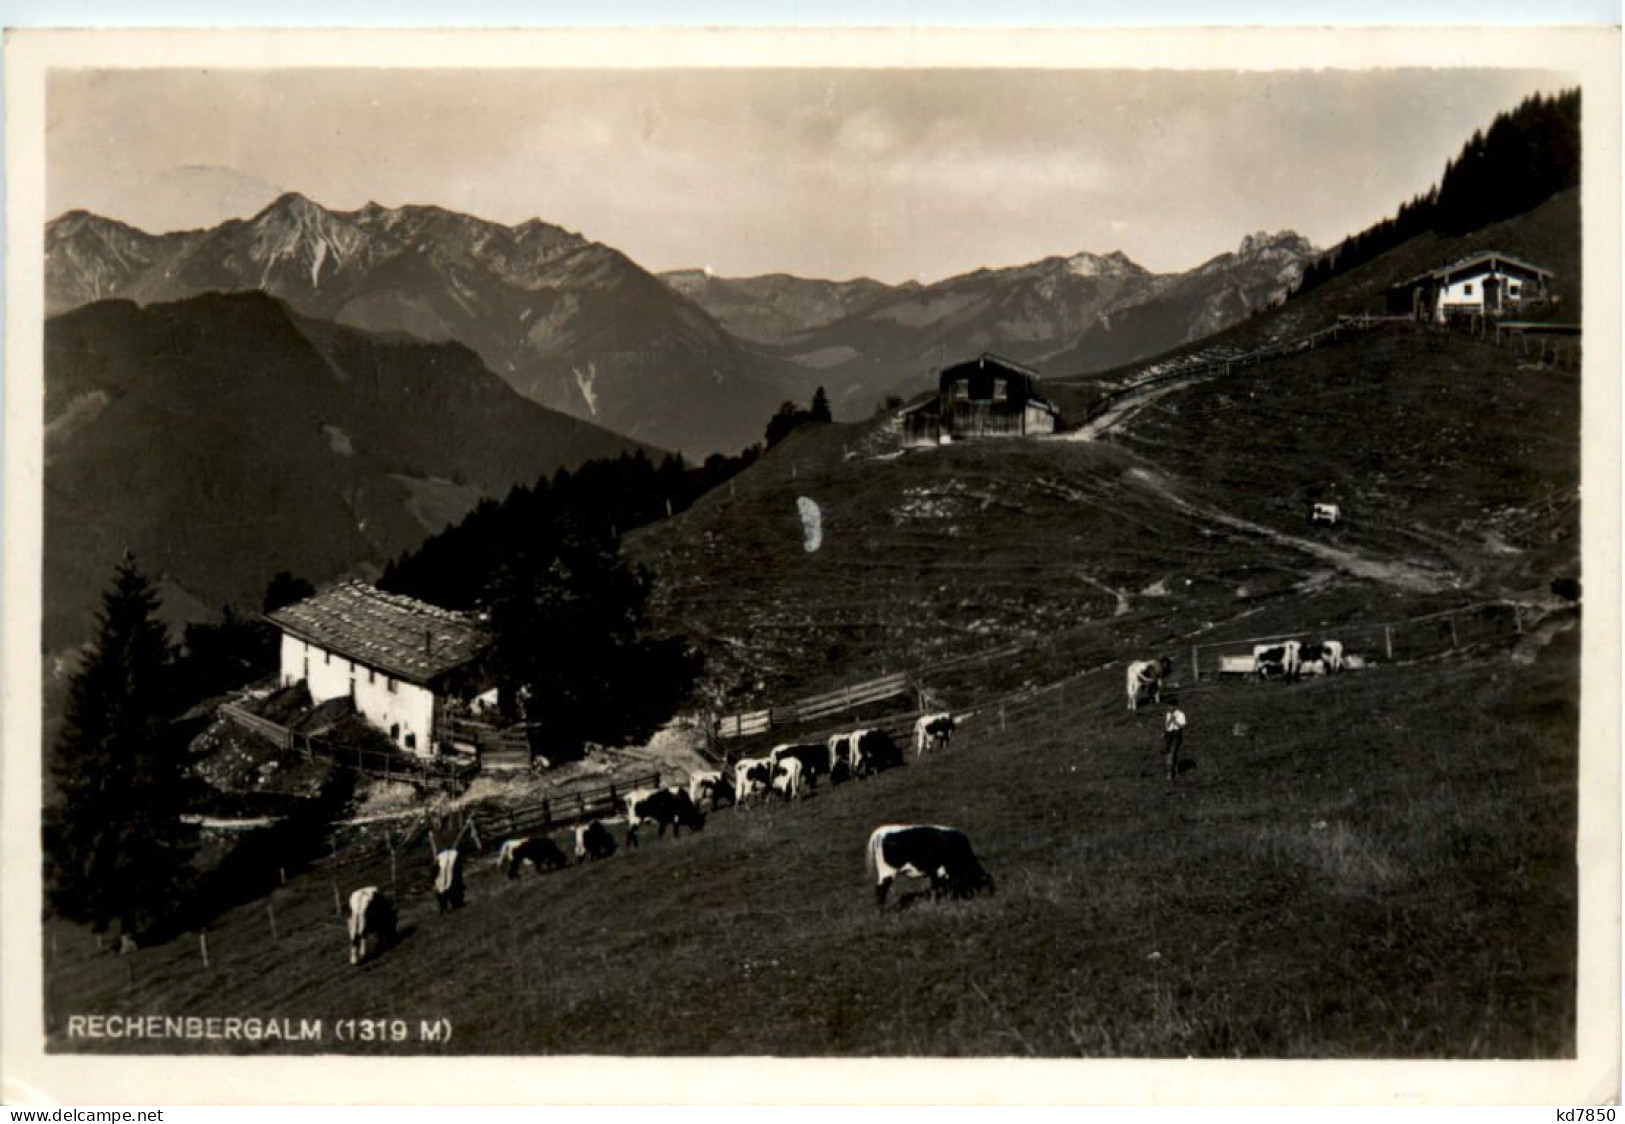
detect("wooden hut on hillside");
top-left (1385, 252), bottom-right (1554, 323)
top-left (900, 354), bottom-right (1060, 448)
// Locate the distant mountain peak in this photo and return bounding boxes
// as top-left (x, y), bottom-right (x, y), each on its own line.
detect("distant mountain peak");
top-left (1064, 249), bottom-right (1144, 278)
top-left (1237, 230), bottom-right (1317, 259)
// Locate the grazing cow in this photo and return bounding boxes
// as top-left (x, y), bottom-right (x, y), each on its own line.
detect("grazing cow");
top-left (625, 787), bottom-right (707, 847)
top-left (689, 770), bottom-right (734, 811)
top-left (770, 742), bottom-right (832, 789)
top-left (1126, 656), bottom-right (1175, 711)
top-left (855, 728), bottom-right (905, 776)
top-left (913, 713), bottom-right (957, 757)
top-left (1320, 639), bottom-right (1345, 672)
top-left (1253, 641), bottom-right (1303, 682)
top-left (827, 732), bottom-right (859, 784)
top-left (772, 756), bottom-right (805, 801)
top-left (432, 848), bottom-right (465, 912)
top-left (866, 825), bottom-right (995, 910)
top-left (733, 756), bottom-right (775, 807)
top-left (497, 837), bottom-right (568, 879)
top-left (574, 820), bottom-right (617, 863)
top-left (347, 887), bottom-right (397, 966)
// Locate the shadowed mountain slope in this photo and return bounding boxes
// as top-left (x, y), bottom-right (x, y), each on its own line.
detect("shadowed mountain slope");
top-left (45, 291), bottom-right (651, 650)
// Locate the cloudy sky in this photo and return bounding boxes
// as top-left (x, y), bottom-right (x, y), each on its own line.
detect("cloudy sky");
top-left (48, 67), bottom-right (1570, 282)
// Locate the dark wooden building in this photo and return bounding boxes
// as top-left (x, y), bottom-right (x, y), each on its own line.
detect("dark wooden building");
top-left (900, 354), bottom-right (1060, 448)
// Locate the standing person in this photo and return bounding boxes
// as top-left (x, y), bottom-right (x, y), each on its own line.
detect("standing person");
top-left (1162, 700), bottom-right (1187, 782)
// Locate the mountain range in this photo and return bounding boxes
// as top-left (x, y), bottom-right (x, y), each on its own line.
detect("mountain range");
top-left (46, 195), bottom-right (815, 458)
top-left (661, 231), bottom-right (1318, 411)
top-left (44, 291), bottom-right (648, 650)
top-left (48, 195), bottom-right (1316, 452)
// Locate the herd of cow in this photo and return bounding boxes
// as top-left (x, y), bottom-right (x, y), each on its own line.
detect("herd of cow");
top-left (1125, 638), bottom-right (1350, 711)
top-left (346, 713), bottom-right (983, 965)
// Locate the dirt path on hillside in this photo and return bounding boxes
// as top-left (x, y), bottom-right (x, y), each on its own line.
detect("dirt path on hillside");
top-left (1059, 378), bottom-right (1194, 442)
top-left (1125, 467), bottom-right (1454, 594)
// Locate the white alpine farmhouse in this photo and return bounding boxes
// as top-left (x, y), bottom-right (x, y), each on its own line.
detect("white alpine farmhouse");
top-left (1386, 251), bottom-right (1554, 323)
top-left (267, 581), bottom-right (493, 760)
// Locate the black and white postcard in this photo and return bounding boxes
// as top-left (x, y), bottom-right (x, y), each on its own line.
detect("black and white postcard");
top-left (3, 24), bottom-right (1619, 1106)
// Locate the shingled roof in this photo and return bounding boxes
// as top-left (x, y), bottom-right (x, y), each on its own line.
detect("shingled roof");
top-left (266, 581), bottom-right (489, 686)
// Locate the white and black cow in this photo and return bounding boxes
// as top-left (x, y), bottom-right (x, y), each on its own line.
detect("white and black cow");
top-left (772, 756), bottom-right (805, 801)
top-left (827, 732), bottom-right (859, 784)
top-left (913, 712), bottom-right (957, 757)
top-left (866, 825), bottom-right (995, 910)
top-left (770, 742), bottom-right (832, 789)
top-left (497, 837), bottom-right (569, 879)
top-left (1126, 656), bottom-right (1175, 711)
top-left (347, 887), bottom-right (397, 965)
top-left (689, 770), bottom-right (734, 811)
top-left (432, 847), bottom-right (466, 912)
top-left (574, 819), bottom-right (618, 863)
top-left (733, 756), bottom-right (776, 807)
top-left (1253, 640), bottom-right (1303, 682)
top-left (624, 787), bottom-right (707, 847)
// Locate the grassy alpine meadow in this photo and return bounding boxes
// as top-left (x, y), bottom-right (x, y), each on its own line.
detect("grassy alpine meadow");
top-left (45, 619), bottom-right (1576, 1057)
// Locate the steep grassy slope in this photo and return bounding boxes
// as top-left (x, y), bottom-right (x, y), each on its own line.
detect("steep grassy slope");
top-left (46, 623), bottom-right (1577, 1056)
top-left (626, 317), bottom-right (1577, 709)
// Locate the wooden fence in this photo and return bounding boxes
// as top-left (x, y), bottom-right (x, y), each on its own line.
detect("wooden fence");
top-left (1075, 314), bottom-right (1396, 423)
top-left (1447, 315), bottom-right (1581, 372)
top-left (1184, 600), bottom-right (1528, 682)
top-left (464, 770), bottom-right (663, 847)
top-left (219, 703), bottom-right (479, 791)
top-left (714, 671), bottom-right (912, 742)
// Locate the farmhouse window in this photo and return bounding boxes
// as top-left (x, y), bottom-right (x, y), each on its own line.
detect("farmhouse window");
top-left (390, 723), bottom-right (400, 740)
top-left (387, 678), bottom-right (397, 694)
top-left (1509, 282), bottom-right (1522, 295)
top-left (324, 650), bottom-right (331, 665)
top-left (368, 667), bottom-right (375, 684)
top-left (405, 733), bottom-right (417, 750)
top-left (952, 380), bottom-right (970, 401)
top-left (1463, 282), bottom-right (1474, 296)
top-left (993, 378), bottom-right (1009, 402)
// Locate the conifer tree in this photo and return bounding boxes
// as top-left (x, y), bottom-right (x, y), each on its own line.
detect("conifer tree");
top-left (44, 556), bottom-right (199, 939)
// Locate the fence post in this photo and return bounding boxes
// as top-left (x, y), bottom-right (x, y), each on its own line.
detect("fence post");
top-left (266, 902), bottom-right (279, 941)
top-left (1514, 604), bottom-right (1524, 634)
top-left (199, 932), bottom-right (210, 968)
top-left (1384, 626), bottom-right (1394, 661)
top-left (1449, 615), bottom-right (1460, 649)
top-left (1191, 646), bottom-right (1200, 684)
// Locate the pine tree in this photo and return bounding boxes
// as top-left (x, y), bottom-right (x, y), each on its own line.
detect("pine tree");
top-left (810, 386), bottom-right (832, 424)
top-left (262, 570), bottom-right (315, 614)
top-left (478, 531), bottom-right (696, 757)
top-left (44, 556), bottom-right (199, 939)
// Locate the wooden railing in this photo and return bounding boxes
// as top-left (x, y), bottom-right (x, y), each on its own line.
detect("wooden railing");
top-left (714, 671), bottom-right (913, 741)
top-left (1075, 314), bottom-right (1394, 423)
top-left (218, 703), bottom-right (479, 791)
top-left (465, 770), bottom-right (663, 845)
